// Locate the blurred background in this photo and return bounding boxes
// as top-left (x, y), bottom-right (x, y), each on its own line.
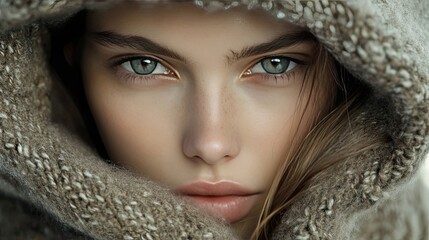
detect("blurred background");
top-left (423, 155), bottom-right (429, 188)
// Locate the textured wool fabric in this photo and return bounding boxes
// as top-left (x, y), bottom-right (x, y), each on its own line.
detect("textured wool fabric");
top-left (1, 0), bottom-right (429, 239)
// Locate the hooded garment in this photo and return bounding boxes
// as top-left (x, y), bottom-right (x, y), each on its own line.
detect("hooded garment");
top-left (1, 0), bottom-right (429, 239)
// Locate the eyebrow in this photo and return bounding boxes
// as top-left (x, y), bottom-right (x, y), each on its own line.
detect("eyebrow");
top-left (227, 31), bottom-right (317, 64)
top-left (90, 30), bottom-right (317, 64)
top-left (91, 31), bottom-right (187, 62)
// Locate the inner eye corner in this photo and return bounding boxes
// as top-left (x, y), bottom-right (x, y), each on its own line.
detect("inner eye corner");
top-left (240, 67), bottom-right (254, 76)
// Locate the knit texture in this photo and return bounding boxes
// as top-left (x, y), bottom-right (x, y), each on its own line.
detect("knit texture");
top-left (1, 0), bottom-right (428, 239)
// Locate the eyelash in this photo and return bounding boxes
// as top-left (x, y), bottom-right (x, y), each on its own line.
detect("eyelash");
top-left (255, 71), bottom-right (297, 86)
top-left (242, 56), bottom-right (303, 85)
top-left (110, 56), bottom-right (177, 85)
top-left (110, 55), bottom-right (303, 86)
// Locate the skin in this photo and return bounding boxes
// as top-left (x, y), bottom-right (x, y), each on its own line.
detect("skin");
top-left (71, 2), bottom-right (333, 238)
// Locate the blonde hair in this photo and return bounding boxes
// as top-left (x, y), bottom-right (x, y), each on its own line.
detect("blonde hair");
top-left (250, 44), bottom-right (380, 239)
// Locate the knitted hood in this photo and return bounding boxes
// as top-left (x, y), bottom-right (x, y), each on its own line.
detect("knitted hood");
top-left (1, 0), bottom-right (428, 239)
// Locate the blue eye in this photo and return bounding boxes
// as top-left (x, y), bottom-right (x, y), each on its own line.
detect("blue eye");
top-left (250, 57), bottom-right (297, 74)
top-left (120, 57), bottom-right (170, 75)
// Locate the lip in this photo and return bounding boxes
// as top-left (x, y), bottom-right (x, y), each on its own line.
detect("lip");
top-left (175, 181), bottom-right (260, 223)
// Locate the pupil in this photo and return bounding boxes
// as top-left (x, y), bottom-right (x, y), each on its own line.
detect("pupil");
top-left (271, 59), bottom-right (281, 68)
top-left (141, 59), bottom-right (152, 67)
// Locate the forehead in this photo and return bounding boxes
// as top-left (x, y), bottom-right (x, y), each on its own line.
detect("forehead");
top-left (86, 2), bottom-right (303, 41)
top-left (84, 1), bottom-right (315, 70)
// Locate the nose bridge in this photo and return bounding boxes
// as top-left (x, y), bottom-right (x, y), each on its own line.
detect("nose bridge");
top-left (182, 80), bottom-right (239, 164)
top-left (197, 83), bottom-right (226, 128)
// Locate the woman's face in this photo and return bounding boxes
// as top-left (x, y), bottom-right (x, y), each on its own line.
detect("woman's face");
top-left (79, 1), bottom-right (332, 237)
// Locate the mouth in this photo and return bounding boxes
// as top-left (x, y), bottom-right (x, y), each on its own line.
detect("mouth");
top-left (175, 181), bottom-right (260, 223)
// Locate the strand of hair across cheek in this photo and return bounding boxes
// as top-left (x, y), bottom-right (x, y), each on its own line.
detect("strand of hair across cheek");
top-left (251, 47), bottom-right (380, 240)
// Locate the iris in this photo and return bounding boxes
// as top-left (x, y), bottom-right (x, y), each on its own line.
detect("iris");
top-left (130, 58), bottom-right (158, 75)
top-left (261, 57), bottom-right (290, 74)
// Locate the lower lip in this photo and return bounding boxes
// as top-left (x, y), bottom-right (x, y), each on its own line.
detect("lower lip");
top-left (182, 194), bottom-right (259, 223)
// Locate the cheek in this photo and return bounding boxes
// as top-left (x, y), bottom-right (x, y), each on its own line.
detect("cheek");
top-left (238, 78), bottom-right (330, 188)
top-left (82, 62), bottom-right (186, 184)
top-left (89, 94), bottom-right (185, 184)
top-left (233, 85), bottom-right (304, 185)
top-left (94, 102), bottom-right (161, 161)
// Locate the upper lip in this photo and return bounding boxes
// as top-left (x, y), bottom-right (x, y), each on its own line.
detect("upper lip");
top-left (175, 181), bottom-right (256, 196)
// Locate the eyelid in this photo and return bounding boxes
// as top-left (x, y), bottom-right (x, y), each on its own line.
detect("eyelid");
top-left (241, 55), bottom-right (305, 77)
top-left (250, 51), bottom-right (312, 65)
top-left (108, 54), bottom-right (179, 77)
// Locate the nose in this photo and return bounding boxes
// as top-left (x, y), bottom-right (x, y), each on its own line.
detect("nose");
top-left (182, 86), bottom-right (240, 165)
